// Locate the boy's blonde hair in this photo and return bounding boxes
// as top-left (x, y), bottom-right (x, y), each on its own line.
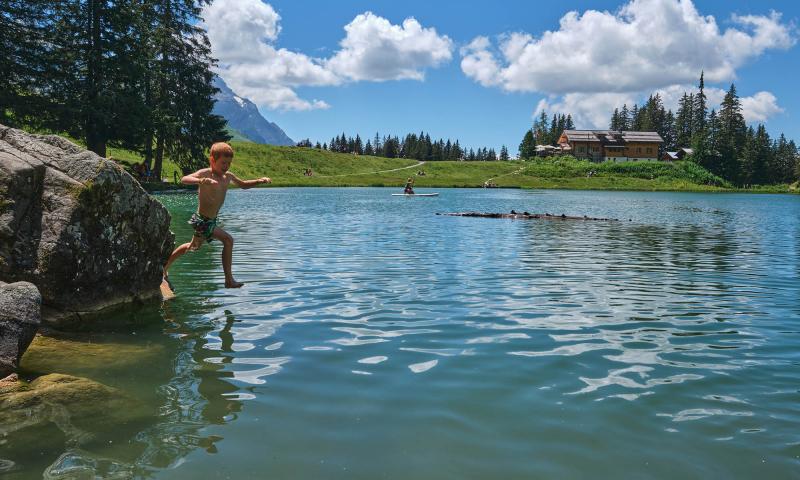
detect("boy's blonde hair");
top-left (209, 142), bottom-right (234, 164)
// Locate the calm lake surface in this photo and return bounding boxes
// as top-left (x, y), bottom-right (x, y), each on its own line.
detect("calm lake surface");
top-left (5, 187), bottom-right (800, 479)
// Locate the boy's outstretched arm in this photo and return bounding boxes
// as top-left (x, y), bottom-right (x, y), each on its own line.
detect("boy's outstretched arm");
top-left (229, 173), bottom-right (271, 189)
top-left (181, 169), bottom-right (217, 185)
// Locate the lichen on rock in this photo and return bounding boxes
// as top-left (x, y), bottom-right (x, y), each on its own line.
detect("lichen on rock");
top-left (0, 124), bottom-right (175, 327)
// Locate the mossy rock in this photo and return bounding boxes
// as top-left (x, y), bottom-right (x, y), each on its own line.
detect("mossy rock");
top-left (20, 334), bottom-right (166, 376)
top-left (0, 373), bottom-right (149, 441)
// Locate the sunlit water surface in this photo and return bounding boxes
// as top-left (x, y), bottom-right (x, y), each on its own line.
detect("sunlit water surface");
top-left (4, 188), bottom-right (800, 479)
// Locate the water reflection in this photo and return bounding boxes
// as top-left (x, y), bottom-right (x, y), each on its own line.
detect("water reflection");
top-left (130, 303), bottom-right (244, 473)
top-left (3, 299), bottom-right (245, 478)
top-left (5, 189), bottom-right (799, 478)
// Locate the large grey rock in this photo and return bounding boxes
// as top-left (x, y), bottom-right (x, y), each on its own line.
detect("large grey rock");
top-left (0, 281), bottom-right (41, 377)
top-left (0, 124), bottom-right (174, 326)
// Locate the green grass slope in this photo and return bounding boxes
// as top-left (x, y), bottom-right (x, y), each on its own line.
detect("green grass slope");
top-left (19, 126), bottom-right (794, 193)
top-left (104, 145), bottom-right (757, 192)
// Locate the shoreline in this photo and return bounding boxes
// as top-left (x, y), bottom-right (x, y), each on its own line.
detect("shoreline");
top-left (144, 181), bottom-right (798, 195)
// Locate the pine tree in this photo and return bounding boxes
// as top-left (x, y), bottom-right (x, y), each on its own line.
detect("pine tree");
top-left (373, 132), bottom-right (382, 156)
top-left (452, 140), bottom-right (462, 160)
top-left (364, 140), bottom-right (373, 156)
top-left (629, 104), bottom-right (640, 130)
top-left (620, 104), bottom-right (630, 131)
top-left (740, 126), bottom-right (757, 186)
top-left (692, 72), bottom-right (707, 135)
top-left (771, 133), bottom-right (798, 184)
top-left (499, 145), bottom-right (509, 160)
top-left (354, 134), bottom-right (363, 155)
top-left (518, 130), bottom-right (535, 159)
top-left (717, 83), bottom-right (747, 183)
top-left (792, 141), bottom-right (800, 183)
top-left (610, 108), bottom-right (621, 130)
top-left (739, 125), bottom-right (772, 186)
top-left (663, 110), bottom-right (677, 151)
top-left (565, 114), bottom-right (575, 131)
top-left (675, 93), bottom-right (693, 148)
top-left (148, 0), bottom-right (230, 176)
top-left (0, 1), bottom-right (52, 126)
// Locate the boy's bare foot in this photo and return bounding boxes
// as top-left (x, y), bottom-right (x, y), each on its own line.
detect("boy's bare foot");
top-left (225, 279), bottom-right (244, 288)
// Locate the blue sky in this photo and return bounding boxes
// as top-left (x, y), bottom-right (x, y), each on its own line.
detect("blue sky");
top-left (202, 0), bottom-right (800, 153)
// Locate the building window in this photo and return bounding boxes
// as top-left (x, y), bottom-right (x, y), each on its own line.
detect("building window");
top-left (637, 147), bottom-right (642, 153)
top-left (646, 147), bottom-right (652, 154)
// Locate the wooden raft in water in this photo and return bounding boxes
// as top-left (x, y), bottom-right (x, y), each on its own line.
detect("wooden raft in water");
top-left (436, 212), bottom-right (619, 221)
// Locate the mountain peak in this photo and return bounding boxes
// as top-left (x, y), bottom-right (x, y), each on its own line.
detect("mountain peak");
top-left (212, 77), bottom-right (295, 146)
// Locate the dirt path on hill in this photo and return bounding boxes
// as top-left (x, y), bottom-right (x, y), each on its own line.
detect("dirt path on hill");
top-left (315, 161), bottom-right (425, 178)
top-left (484, 164), bottom-right (527, 185)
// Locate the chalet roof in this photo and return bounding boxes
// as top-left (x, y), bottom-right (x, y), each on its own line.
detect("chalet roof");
top-left (561, 129), bottom-right (664, 145)
top-left (561, 130), bottom-right (602, 142)
top-left (621, 131), bottom-right (664, 143)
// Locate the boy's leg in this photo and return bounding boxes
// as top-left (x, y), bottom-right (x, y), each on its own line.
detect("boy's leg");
top-left (211, 227), bottom-right (243, 288)
top-left (164, 236), bottom-right (204, 274)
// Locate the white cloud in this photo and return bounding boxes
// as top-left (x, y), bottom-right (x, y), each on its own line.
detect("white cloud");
top-left (460, 37), bottom-right (502, 87)
top-left (202, 0), bottom-right (337, 110)
top-left (462, 0), bottom-right (795, 126)
top-left (535, 93), bottom-right (636, 129)
top-left (327, 12), bottom-right (453, 81)
top-left (539, 86), bottom-right (785, 128)
top-left (739, 91), bottom-right (783, 123)
top-left (202, 1), bottom-right (453, 111)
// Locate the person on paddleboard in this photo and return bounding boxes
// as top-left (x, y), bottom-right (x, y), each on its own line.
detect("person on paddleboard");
top-left (404, 177), bottom-right (415, 194)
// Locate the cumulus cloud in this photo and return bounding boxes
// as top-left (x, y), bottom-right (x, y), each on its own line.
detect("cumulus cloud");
top-left (202, 1), bottom-right (453, 110)
top-left (739, 91), bottom-right (784, 123)
top-left (535, 93), bottom-right (637, 129)
top-left (326, 12), bottom-right (453, 81)
top-left (463, 0), bottom-right (795, 126)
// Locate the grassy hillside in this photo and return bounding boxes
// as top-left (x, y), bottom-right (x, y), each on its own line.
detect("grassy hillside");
top-left (226, 127), bottom-right (253, 143)
top-left (19, 127), bottom-right (797, 192)
top-left (102, 143), bottom-right (790, 192)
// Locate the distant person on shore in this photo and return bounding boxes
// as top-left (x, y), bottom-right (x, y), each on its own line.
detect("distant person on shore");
top-left (404, 177), bottom-right (415, 194)
top-left (163, 142), bottom-right (271, 289)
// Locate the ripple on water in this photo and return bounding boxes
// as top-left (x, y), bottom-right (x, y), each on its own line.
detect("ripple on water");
top-left (80, 188), bottom-right (800, 478)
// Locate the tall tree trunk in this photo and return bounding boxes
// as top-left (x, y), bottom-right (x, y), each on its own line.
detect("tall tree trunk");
top-left (154, 130), bottom-right (164, 181)
top-left (143, 70), bottom-right (153, 169)
top-left (85, 0), bottom-right (106, 157)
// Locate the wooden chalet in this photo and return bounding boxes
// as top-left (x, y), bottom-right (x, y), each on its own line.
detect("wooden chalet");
top-left (557, 130), bottom-right (664, 162)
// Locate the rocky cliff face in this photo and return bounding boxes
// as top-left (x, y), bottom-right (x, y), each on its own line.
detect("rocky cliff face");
top-left (0, 125), bottom-right (174, 326)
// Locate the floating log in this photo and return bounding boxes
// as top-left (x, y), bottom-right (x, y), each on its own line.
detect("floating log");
top-left (436, 211), bottom-right (619, 221)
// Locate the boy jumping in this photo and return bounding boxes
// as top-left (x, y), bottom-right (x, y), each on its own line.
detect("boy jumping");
top-left (164, 142), bottom-right (271, 289)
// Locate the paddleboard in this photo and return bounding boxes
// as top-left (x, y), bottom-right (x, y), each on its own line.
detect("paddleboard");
top-left (391, 193), bottom-right (439, 197)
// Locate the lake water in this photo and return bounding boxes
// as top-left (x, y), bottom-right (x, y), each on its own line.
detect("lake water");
top-left (5, 188), bottom-right (800, 479)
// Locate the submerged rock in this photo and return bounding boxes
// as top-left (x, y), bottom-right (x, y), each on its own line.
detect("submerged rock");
top-left (0, 281), bottom-right (41, 377)
top-left (0, 373), bottom-right (148, 441)
top-left (0, 124), bottom-right (174, 327)
top-left (21, 333), bottom-right (166, 376)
